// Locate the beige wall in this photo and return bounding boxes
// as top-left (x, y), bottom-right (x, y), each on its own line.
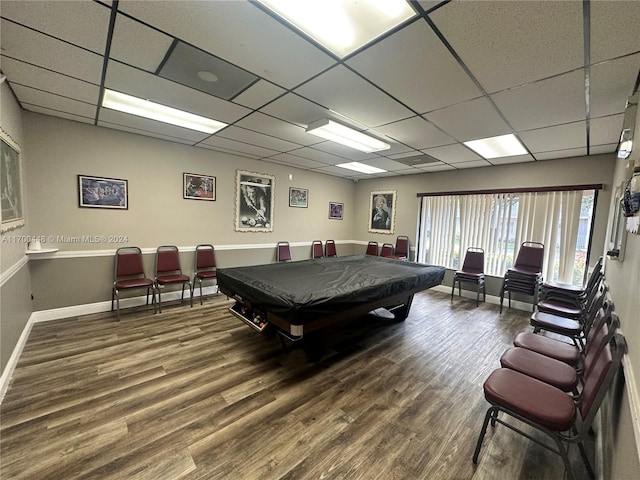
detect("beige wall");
top-left (0, 81), bottom-right (31, 373)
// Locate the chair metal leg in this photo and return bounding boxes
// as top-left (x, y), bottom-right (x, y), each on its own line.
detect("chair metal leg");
top-left (188, 282), bottom-right (193, 307)
top-left (451, 278), bottom-right (456, 302)
top-left (115, 290), bottom-right (121, 321)
top-left (473, 406), bottom-right (496, 463)
top-left (199, 280), bottom-right (203, 305)
top-left (111, 288), bottom-right (115, 311)
top-left (476, 283), bottom-right (480, 307)
top-left (157, 284), bottom-right (162, 313)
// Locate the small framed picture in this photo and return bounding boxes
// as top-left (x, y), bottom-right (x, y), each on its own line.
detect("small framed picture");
top-left (184, 172), bottom-right (216, 201)
top-left (289, 187), bottom-right (308, 208)
top-left (329, 202), bottom-right (344, 220)
top-left (78, 175), bottom-right (128, 209)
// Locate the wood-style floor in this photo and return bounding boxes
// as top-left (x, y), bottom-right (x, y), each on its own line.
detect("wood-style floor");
top-left (0, 290), bottom-right (592, 479)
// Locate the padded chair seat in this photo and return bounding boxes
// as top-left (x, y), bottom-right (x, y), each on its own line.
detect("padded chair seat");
top-left (455, 271), bottom-right (484, 279)
top-left (156, 274), bottom-right (190, 284)
top-left (530, 311), bottom-right (581, 336)
top-left (500, 347), bottom-right (578, 392)
top-left (537, 300), bottom-right (582, 318)
top-left (543, 280), bottom-right (584, 293)
top-left (483, 368), bottom-right (576, 431)
top-left (513, 332), bottom-right (580, 365)
top-left (196, 271), bottom-right (217, 279)
top-left (507, 266), bottom-right (542, 277)
top-left (115, 278), bottom-right (154, 289)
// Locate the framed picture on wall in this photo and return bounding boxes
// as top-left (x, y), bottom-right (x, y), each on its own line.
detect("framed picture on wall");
top-left (1, 128), bottom-right (24, 232)
top-left (289, 187), bottom-right (308, 208)
top-left (78, 175), bottom-right (128, 209)
top-left (369, 190), bottom-right (396, 234)
top-left (235, 170), bottom-right (275, 232)
top-left (329, 202), bottom-right (343, 220)
top-left (184, 172), bottom-right (216, 201)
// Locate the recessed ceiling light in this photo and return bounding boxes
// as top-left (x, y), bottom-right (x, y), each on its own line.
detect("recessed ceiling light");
top-left (306, 118), bottom-right (390, 153)
top-left (464, 133), bottom-right (528, 159)
top-left (257, 0), bottom-right (416, 58)
top-left (336, 162), bottom-right (387, 174)
top-left (102, 89), bottom-right (227, 134)
top-left (197, 70), bottom-right (219, 82)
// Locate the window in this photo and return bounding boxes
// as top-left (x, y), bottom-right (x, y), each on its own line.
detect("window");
top-left (417, 188), bottom-right (598, 285)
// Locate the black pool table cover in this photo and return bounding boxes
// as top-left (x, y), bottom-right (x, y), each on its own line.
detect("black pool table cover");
top-left (217, 255), bottom-right (445, 333)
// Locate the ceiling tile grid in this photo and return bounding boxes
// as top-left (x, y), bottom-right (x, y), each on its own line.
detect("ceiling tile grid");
top-left (1, 0), bottom-right (638, 180)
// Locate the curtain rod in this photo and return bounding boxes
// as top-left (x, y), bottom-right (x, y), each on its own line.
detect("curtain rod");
top-left (416, 183), bottom-right (603, 197)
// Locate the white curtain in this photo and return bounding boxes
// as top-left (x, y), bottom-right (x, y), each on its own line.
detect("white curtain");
top-left (418, 189), bottom-right (590, 284)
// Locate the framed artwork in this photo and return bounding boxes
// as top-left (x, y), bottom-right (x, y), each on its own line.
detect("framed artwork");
top-left (184, 172), bottom-right (216, 201)
top-left (78, 175), bottom-right (128, 209)
top-left (289, 187), bottom-right (308, 208)
top-left (1, 128), bottom-right (24, 232)
top-left (235, 170), bottom-right (275, 232)
top-left (369, 190), bottom-right (396, 234)
top-left (329, 202), bottom-right (344, 220)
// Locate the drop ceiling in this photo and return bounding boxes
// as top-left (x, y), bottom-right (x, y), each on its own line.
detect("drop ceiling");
top-left (1, 0), bottom-right (639, 180)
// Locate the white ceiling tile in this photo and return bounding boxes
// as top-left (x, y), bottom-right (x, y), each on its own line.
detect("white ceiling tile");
top-left (267, 153), bottom-right (328, 169)
top-left (518, 121), bottom-right (587, 153)
top-left (0, 0), bottom-right (110, 53)
top-left (233, 80), bottom-right (286, 109)
top-left (104, 61), bottom-right (251, 123)
top-left (24, 105), bottom-right (94, 125)
top-left (234, 111), bottom-right (313, 146)
top-left (346, 20), bottom-right (482, 113)
top-left (429, 0), bottom-right (584, 93)
top-left (589, 144), bottom-right (617, 156)
top-left (259, 93), bottom-right (329, 128)
top-left (197, 144), bottom-right (261, 160)
top-left (117, 0), bottom-right (336, 89)
top-left (110, 13), bottom-right (173, 72)
top-left (293, 65), bottom-right (415, 127)
top-left (0, 57), bottom-right (100, 105)
top-left (422, 143), bottom-right (482, 163)
top-left (488, 155), bottom-right (535, 166)
top-left (423, 97), bottom-right (511, 142)
top-left (591, 1), bottom-right (640, 63)
top-left (590, 113), bottom-right (625, 147)
top-left (286, 146), bottom-right (353, 166)
top-left (590, 53), bottom-right (640, 118)
top-left (13, 85), bottom-right (97, 119)
top-left (374, 116), bottom-right (456, 150)
top-left (0, 19), bottom-right (104, 84)
top-left (535, 148), bottom-right (589, 160)
top-left (418, 164), bottom-right (456, 172)
top-left (491, 70), bottom-right (586, 131)
top-left (198, 135), bottom-right (280, 158)
top-left (215, 126), bottom-right (301, 153)
top-left (453, 160), bottom-right (493, 169)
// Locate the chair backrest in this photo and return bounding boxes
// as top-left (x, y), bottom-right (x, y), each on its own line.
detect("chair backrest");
top-left (394, 236), bottom-right (409, 257)
top-left (380, 243), bottom-right (394, 257)
top-left (312, 240), bottom-right (323, 259)
top-left (156, 245), bottom-right (183, 275)
top-left (195, 244), bottom-right (216, 272)
top-left (115, 247), bottom-right (146, 279)
top-left (277, 241), bottom-right (291, 262)
top-left (325, 240), bottom-right (337, 257)
top-left (579, 333), bottom-right (626, 428)
top-left (514, 241), bottom-right (544, 272)
top-left (462, 247), bottom-right (484, 273)
top-left (583, 312), bottom-right (619, 375)
top-left (366, 241), bottom-right (378, 256)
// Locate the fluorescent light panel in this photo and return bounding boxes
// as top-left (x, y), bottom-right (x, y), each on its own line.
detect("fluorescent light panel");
top-left (336, 162), bottom-right (387, 174)
top-left (464, 133), bottom-right (527, 159)
top-left (258, 0), bottom-right (416, 58)
top-left (102, 89), bottom-right (227, 134)
top-left (306, 118), bottom-right (390, 153)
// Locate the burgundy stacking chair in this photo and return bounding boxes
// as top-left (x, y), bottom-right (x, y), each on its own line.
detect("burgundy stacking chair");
top-left (451, 247), bottom-right (486, 307)
top-left (500, 310), bottom-right (619, 398)
top-left (155, 245), bottom-right (192, 312)
top-left (192, 244), bottom-right (217, 305)
top-left (111, 246), bottom-right (157, 320)
top-left (311, 240), bottom-right (324, 259)
top-left (380, 243), bottom-right (394, 257)
top-left (389, 235), bottom-right (409, 260)
top-left (276, 241), bottom-right (292, 262)
top-left (499, 241), bottom-right (544, 313)
top-left (325, 240), bottom-right (337, 257)
top-left (473, 333), bottom-right (627, 480)
top-left (365, 241), bottom-right (378, 256)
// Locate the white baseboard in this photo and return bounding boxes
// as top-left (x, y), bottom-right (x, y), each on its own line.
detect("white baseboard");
top-left (432, 284), bottom-right (534, 312)
top-left (0, 285), bottom-right (219, 403)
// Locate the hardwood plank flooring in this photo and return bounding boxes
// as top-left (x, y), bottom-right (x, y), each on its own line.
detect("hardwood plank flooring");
top-left (0, 290), bottom-right (592, 479)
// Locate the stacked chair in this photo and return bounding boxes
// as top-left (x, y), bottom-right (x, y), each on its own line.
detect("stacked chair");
top-left (473, 266), bottom-right (626, 480)
top-left (500, 241), bottom-right (544, 313)
top-left (451, 247), bottom-right (486, 307)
